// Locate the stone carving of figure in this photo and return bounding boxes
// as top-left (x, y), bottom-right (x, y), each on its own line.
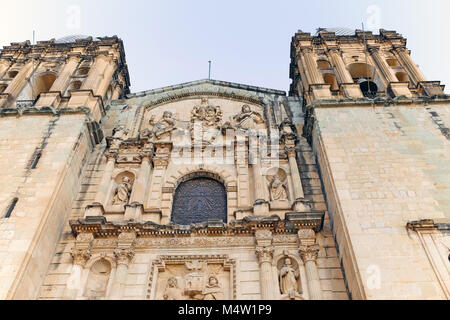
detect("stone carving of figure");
top-left (279, 258), bottom-right (300, 296)
top-left (270, 176), bottom-right (288, 201)
top-left (202, 275), bottom-right (224, 300)
top-left (190, 99), bottom-right (223, 145)
top-left (110, 126), bottom-right (129, 149)
top-left (149, 111), bottom-right (176, 140)
top-left (113, 176), bottom-right (132, 205)
top-left (163, 277), bottom-right (183, 300)
top-left (233, 105), bottom-right (265, 130)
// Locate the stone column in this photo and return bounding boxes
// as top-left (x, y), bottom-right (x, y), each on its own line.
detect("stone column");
top-left (86, 152), bottom-right (116, 217)
top-left (0, 61), bottom-right (10, 78)
top-left (130, 148), bottom-right (153, 204)
top-left (368, 46), bottom-right (397, 84)
top-left (49, 56), bottom-right (80, 93)
top-left (81, 55), bottom-right (108, 91)
top-left (95, 61), bottom-right (116, 97)
top-left (255, 230), bottom-right (275, 300)
top-left (0, 60), bottom-right (36, 107)
top-left (298, 230), bottom-right (322, 300)
top-left (64, 233), bottom-right (93, 300)
top-left (301, 47), bottom-right (324, 85)
top-left (285, 139), bottom-right (305, 203)
top-left (110, 232), bottom-right (136, 300)
top-left (147, 145), bottom-right (171, 224)
top-left (251, 137), bottom-right (269, 215)
top-left (394, 46), bottom-right (426, 85)
top-left (328, 48), bottom-right (353, 83)
top-left (126, 147), bottom-right (153, 220)
top-left (327, 47), bottom-right (363, 98)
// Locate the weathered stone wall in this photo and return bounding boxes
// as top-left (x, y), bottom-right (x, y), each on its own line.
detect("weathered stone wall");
top-left (312, 104), bottom-right (450, 299)
top-left (0, 114), bottom-right (93, 299)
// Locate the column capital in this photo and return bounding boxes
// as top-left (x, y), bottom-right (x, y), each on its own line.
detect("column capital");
top-left (114, 247), bottom-right (135, 266)
top-left (71, 233), bottom-right (94, 267)
top-left (255, 246), bottom-right (275, 265)
top-left (105, 151), bottom-right (118, 161)
top-left (300, 46), bottom-right (314, 54)
top-left (299, 244), bottom-right (320, 263)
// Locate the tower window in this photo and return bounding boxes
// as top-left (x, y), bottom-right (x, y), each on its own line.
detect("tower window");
top-left (386, 58), bottom-right (399, 67)
top-left (317, 60), bottom-right (331, 69)
top-left (7, 71), bottom-right (18, 79)
top-left (396, 72), bottom-right (409, 82)
top-left (77, 67), bottom-right (90, 76)
top-left (4, 198), bottom-right (18, 219)
top-left (0, 84), bottom-right (7, 93)
top-left (69, 80), bottom-right (82, 91)
top-left (323, 73), bottom-right (339, 91)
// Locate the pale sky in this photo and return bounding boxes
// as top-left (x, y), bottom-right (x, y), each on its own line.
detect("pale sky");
top-left (1, 0), bottom-right (449, 93)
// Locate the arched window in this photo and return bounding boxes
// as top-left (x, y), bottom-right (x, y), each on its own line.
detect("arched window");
top-left (69, 80), bottom-right (82, 91)
top-left (17, 73), bottom-right (57, 101)
top-left (171, 177), bottom-right (227, 225)
top-left (386, 58), bottom-right (399, 67)
top-left (77, 67), bottom-right (90, 76)
top-left (396, 72), bottom-right (408, 82)
top-left (0, 84), bottom-right (7, 93)
top-left (323, 73), bottom-right (339, 91)
top-left (317, 60), bottom-right (331, 69)
top-left (347, 63), bottom-right (378, 98)
top-left (7, 70), bottom-right (18, 79)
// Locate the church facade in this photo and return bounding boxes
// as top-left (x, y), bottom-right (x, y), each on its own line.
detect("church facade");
top-left (0, 29), bottom-right (448, 300)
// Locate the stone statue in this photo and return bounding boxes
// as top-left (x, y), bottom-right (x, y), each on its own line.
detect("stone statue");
top-left (279, 258), bottom-right (300, 296)
top-left (113, 176), bottom-right (132, 205)
top-left (270, 176), bottom-right (288, 201)
top-left (202, 275), bottom-right (224, 300)
top-left (149, 111), bottom-right (176, 140)
top-left (163, 277), bottom-right (183, 300)
top-left (110, 126), bottom-right (129, 149)
top-left (233, 105), bottom-right (265, 130)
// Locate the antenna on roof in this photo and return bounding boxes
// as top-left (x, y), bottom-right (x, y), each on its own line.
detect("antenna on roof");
top-left (208, 61), bottom-right (212, 80)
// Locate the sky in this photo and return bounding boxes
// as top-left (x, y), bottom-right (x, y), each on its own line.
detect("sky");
top-left (1, 0), bottom-right (449, 93)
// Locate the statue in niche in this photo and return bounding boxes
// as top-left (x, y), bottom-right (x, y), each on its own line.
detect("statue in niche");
top-left (113, 176), bottom-right (132, 205)
top-left (163, 277), bottom-right (183, 300)
top-left (279, 258), bottom-right (301, 297)
top-left (233, 105), bottom-right (265, 130)
top-left (145, 111), bottom-right (176, 140)
top-left (85, 259), bottom-right (111, 299)
top-left (270, 175), bottom-right (288, 201)
top-left (202, 275), bottom-right (224, 300)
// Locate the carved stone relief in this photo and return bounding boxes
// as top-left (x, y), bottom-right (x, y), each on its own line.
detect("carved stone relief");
top-left (190, 98), bottom-right (223, 146)
top-left (149, 255), bottom-right (235, 300)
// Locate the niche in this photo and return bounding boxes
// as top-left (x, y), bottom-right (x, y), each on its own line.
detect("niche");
top-left (84, 259), bottom-right (112, 300)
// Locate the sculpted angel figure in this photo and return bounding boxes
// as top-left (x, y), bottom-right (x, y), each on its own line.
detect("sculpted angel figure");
top-left (142, 111), bottom-right (176, 140)
top-left (233, 105), bottom-right (265, 130)
top-left (163, 277), bottom-right (184, 300)
top-left (279, 258), bottom-right (300, 296)
top-left (202, 275), bottom-right (224, 300)
top-left (270, 176), bottom-right (288, 201)
top-left (110, 126), bottom-right (129, 149)
top-left (113, 176), bottom-right (132, 205)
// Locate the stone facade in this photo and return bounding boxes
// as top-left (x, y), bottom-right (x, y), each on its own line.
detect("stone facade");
top-left (0, 29), bottom-right (448, 300)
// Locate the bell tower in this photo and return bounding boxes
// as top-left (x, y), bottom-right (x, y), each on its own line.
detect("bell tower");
top-left (0, 35), bottom-right (130, 121)
top-left (289, 28), bottom-right (445, 104)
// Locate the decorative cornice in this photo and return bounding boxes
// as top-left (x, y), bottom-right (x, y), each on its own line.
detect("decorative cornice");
top-left (70, 212), bottom-right (325, 239)
top-left (407, 219), bottom-right (450, 232)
